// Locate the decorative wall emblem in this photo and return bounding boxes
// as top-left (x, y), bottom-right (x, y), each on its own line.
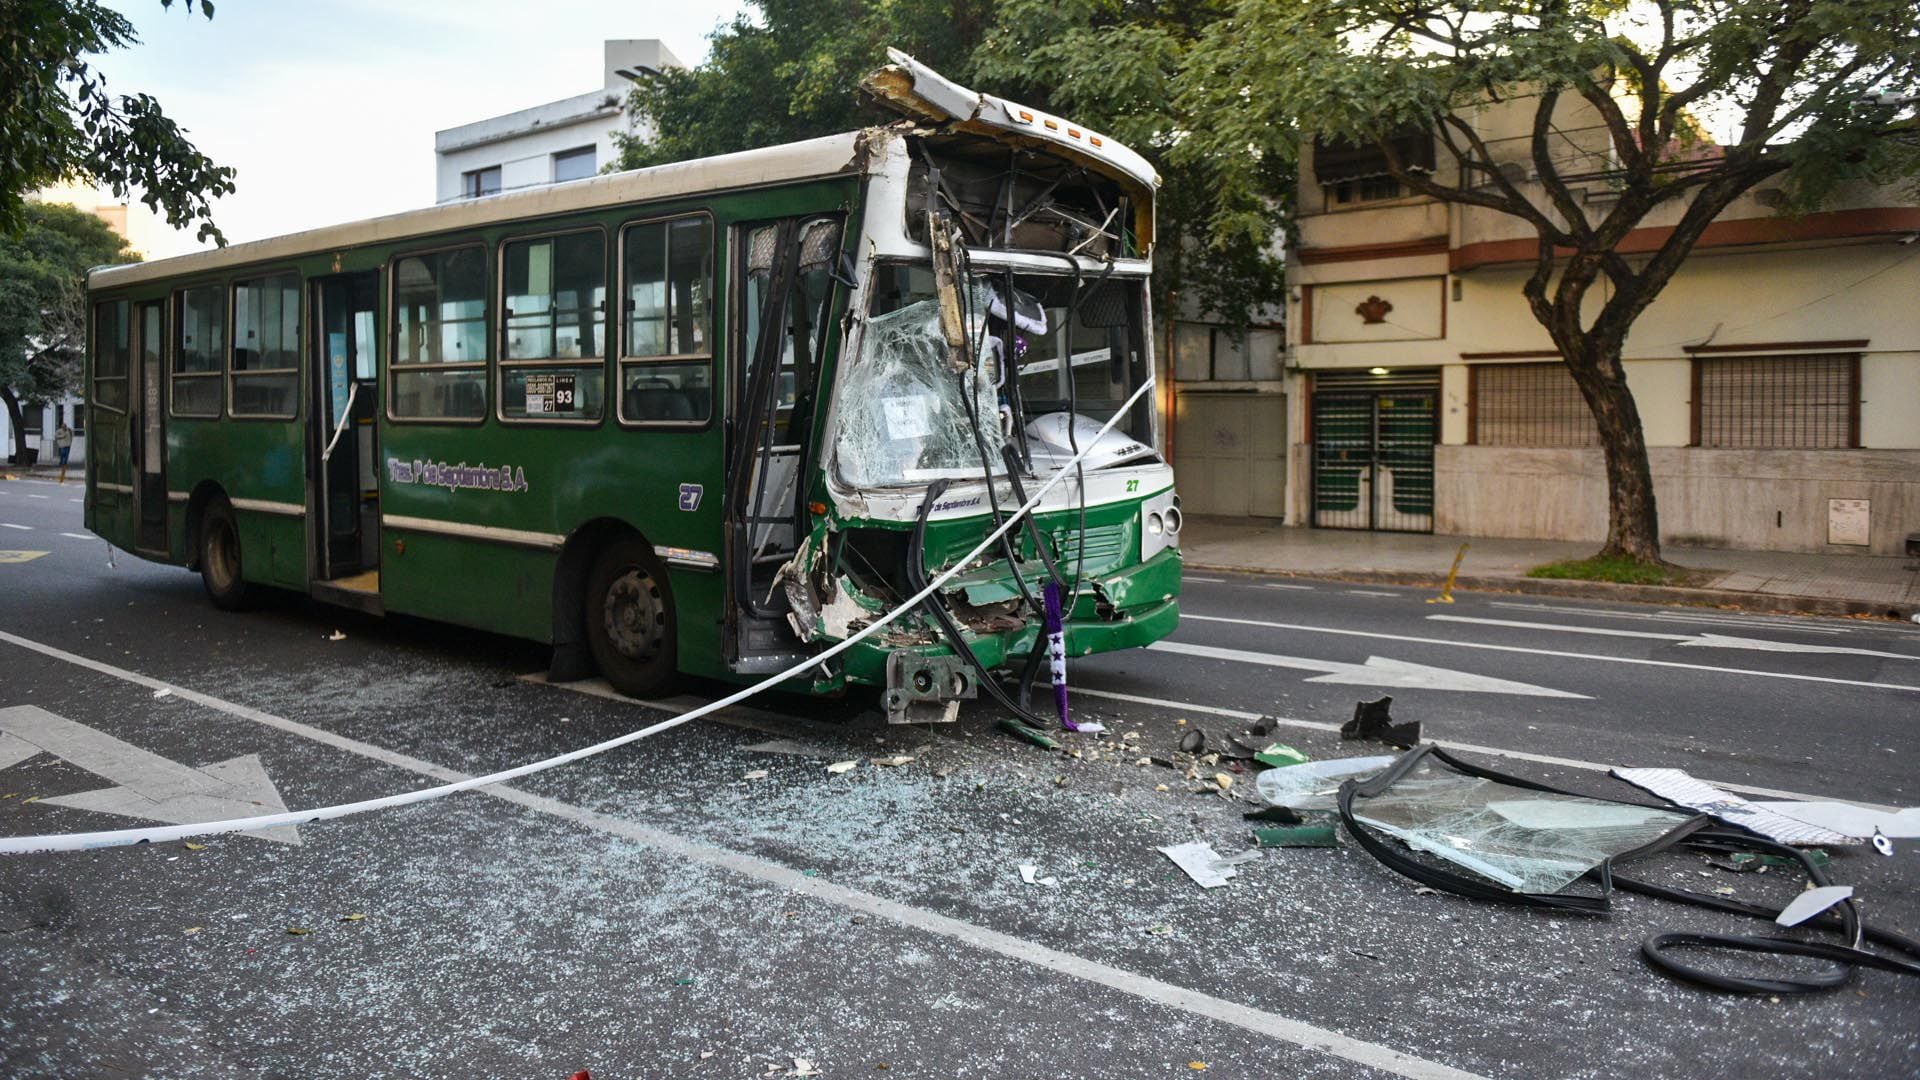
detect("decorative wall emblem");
top-left (1356, 295), bottom-right (1394, 324)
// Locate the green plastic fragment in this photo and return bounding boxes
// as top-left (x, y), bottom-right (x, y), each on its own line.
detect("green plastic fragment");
top-left (997, 719), bottom-right (1061, 750)
top-left (1729, 849), bottom-right (1829, 869)
top-left (1253, 823), bottom-right (1340, 848)
top-left (1253, 743), bottom-right (1311, 769)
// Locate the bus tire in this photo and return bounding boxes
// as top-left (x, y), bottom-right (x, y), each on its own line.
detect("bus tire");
top-left (198, 500), bottom-right (258, 611)
top-left (584, 537), bottom-right (677, 698)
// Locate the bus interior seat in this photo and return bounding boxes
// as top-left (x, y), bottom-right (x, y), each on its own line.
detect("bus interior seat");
top-left (625, 385), bottom-right (696, 421)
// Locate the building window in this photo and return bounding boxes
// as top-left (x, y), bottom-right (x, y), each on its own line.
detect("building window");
top-left (619, 215), bottom-right (713, 425)
top-left (392, 247), bottom-right (489, 421)
top-left (1313, 130), bottom-right (1434, 205)
top-left (501, 230), bottom-right (605, 422)
top-left (71, 404), bottom-right (85, 435)
top-left (462, 166), bottom-right (502, 199)
top-left (22, 408), bottom-right (42, 436)
top-left (1696, 354), bottom-right (1857, 449)
top-left (230, 272), bottom-right (301, 419)
top-left (551, 146), bottom-right (596, 183)
top-left (92, 300), bottom-right (130, 412)
top-left (171, 284), bottom-right (224, 417)
top-left (1471, 362), bottom-right (1598, 447)
top-left (1172, 321), bottom-right (1282, 382)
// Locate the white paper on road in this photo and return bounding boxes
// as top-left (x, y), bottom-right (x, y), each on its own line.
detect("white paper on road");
top-left (1776, 885), bottom-right (1853, 928)
top-left (1159, 840), bottom-right (1260, 888)
top-left (1611, 767), bottom-right (1858, 846)
top-left (1751, 801), bottom-right (1920, 839)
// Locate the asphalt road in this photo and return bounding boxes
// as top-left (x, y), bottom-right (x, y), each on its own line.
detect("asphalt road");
top-left (2, 471), bottom-right (1917, 1080)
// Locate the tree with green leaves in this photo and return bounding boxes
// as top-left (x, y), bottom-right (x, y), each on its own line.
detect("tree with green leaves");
top-left (2, 0), bottom-right (235, 242)
top-left (613, 0), bottom-right (1284, 323)
top-left (1178, 0), bottom-right (1920, 563)
top-left (0, 200), bottom-right (137, 462)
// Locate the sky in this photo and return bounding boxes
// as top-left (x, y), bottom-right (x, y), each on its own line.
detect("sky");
top-left (94, 0), bottom-right (753, 258)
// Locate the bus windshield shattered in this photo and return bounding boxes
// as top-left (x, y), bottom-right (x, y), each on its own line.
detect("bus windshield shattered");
top-left (831, 265), bottom-right (1156, 489)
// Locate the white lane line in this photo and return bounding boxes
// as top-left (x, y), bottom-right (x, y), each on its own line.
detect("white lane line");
top-left (1183, 576), bottom-right (1228, 583)
top-left (1, 523), bottom-right (30, 531)
top-left (1179, 613), bottom-right (1920, 695)
top-left (1429, 615), bottom-right (1919, 661)
top-left (1347, 590), bottom-right (1402, 598)
top-left (1262, 583), bottom-right (1315, 591)
top-left (0, 629), bottom-right (1487, 1080)
top-left (68, 498), bottom-right (81, 504)
top-left (60, 532), bottom-right (91, 540)
top-left (26, 494), bottom-right (47, 500)
top-left (1073, 686), bottom-right (1894, 811)
top-left (1487, 601), bottom-right (1851, 635)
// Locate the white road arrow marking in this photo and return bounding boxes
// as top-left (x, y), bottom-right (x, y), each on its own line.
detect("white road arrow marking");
top-left (1148, 640), bottom-right (1586, 698)
top-left (0, 705), bottom-right (300, 844)
top-left (1428, 615), bottom-right (1920, 660)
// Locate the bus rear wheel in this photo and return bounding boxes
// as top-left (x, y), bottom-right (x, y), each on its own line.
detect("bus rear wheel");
top-left (585, 537), bottom-right (677, 698)
top-left (198, 500), bottom-right (257, 611)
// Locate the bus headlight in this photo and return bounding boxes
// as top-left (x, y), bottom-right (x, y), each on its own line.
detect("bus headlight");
top-left (1140, 488), bottom-right (1181, 561)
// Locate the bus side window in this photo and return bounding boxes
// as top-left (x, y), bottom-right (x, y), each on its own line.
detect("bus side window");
top-left (618, 215), bottom-right (712, 426)
top-left (230, 272), bottom-right (300, 419)
top-left (499, 229), bottom-right (605, 423)
top-left (390, 247), bottom-right (489, 422)
top-left (171, 285), bottom-right (224, 418)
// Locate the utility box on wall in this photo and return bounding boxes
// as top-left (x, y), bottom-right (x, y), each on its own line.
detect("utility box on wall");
top-left (1827, 498), bottom-right (1870, 546)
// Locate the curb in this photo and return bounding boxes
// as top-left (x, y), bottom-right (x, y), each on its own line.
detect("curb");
top-left (1184, 562), bottom-right (1920, 622)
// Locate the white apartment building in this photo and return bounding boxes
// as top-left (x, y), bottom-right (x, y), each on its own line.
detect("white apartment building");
top-left (433, 39), bottom-right (684, 204)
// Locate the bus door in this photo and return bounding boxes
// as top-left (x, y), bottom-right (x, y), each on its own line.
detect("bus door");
top-left (724, 216), bottom-right (842, 672)
top-left (310, 272), bottom-right (381, 589)
top-left (132, 300), bottom-right (167, 552)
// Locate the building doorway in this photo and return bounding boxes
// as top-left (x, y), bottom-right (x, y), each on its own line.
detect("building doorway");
top-left (1310, 370), bottom-right (1436, 533)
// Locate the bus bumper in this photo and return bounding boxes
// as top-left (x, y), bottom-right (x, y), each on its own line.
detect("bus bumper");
top-left (834, 545), bottom-right (1184, 691)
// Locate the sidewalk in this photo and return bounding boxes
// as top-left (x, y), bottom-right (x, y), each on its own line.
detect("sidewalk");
top-left (1182, 517), bottom-right (1920, 620)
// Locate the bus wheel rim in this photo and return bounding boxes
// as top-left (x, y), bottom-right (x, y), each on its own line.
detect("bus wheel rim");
top-left (603, 569), bottom-right (664, 661)
top-left (211, 523), bottom-right (239, 588)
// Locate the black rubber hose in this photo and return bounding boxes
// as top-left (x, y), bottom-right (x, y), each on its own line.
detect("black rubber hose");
top-left (909, 479), bottom-right (1057, 730)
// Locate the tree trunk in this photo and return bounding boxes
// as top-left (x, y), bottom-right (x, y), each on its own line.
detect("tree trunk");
top-left (1570, 342), bottom-right (1662, 563)
top-left (0, 387), bottom-right (25, 465)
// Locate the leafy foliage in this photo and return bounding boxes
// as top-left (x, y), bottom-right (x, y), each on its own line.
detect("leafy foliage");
top-left (612, 0), bottom-right (1286, 323)
top-left (0, 200), bottom-right (136, 457)
top-left (1, 0), bottom-right (235, 242)
top-left (1177, 0), bottom-right (1920, 561)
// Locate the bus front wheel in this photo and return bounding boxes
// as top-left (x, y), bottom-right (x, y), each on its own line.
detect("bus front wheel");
top-left (585, 537), bottom-right (677, 698)
top-left (198, 501), bottom-right (257, 611)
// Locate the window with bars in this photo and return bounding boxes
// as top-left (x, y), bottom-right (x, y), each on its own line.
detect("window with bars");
top-left (1695, 354), bottom-right (1857, 449)
top-left (1471, 361), bottom-right (1598, 447)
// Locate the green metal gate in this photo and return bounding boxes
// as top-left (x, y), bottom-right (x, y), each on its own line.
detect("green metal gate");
top-left (1311, 381), bottom-right (1436, 533)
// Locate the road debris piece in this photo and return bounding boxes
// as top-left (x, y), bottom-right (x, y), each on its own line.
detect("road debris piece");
top-left (327, 630), bottom-right (346, 641)
top-left (788, 1058), bottom-right (821, 1077)
top-left (1142, 923), bottom-right (1173, 936)
top-left (742, 769), bottom-right (770, 781)
top-left (1346, 747), bottom-right (1698, 896)
top-left (1254, 755), bottom-right (1395, 811)
top-left (152, 688), bottom-right (172, 700)
top-left (826, 760), bottom-right (859, 775)
top-left (1212, 773), bottom-right (1234, 792)
top-left (1253, 823), bottom-right (1339, 848)
top-left (1159, 840), bottom-right (1260, 889)
top-left (1721, 849), bottom-right (1829, 871)
top-left (871, 755), bottom-right (915, 767)
top-left (1244, 805), bottom-right (1305, 825)
top-left (1253, 743), bottom-right (1310, 769)
top-left (1340, 696), bottom-right (1419, 748)
top-left (1612, 768), bottom-right (1856, 845)
top-left (997, 718), bottom-right (1061, 750)
top-left (1750, 801), bottom-right (1920, 840)
top-left (1177, 729), bottom-right (1206, 754)
top-left (745, 739), bottom-right (840, 759)
top-left (1776, 885), bottom-right (1854, 928)
top-left (1018, 863), bottom-right (1059, 887)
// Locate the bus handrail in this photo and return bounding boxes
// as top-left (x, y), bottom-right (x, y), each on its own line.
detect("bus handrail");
top-left (322, 383), bottom-right (359, 463)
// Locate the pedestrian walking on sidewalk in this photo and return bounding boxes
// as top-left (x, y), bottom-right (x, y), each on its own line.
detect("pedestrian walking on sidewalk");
top-left (54, 422), bottom-right (73, 468)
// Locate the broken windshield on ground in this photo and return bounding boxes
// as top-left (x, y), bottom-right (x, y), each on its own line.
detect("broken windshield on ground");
top-left (1348, 755), bottom-right (1698, 894)
top-left (831, 263), bottom-right (1150, 489)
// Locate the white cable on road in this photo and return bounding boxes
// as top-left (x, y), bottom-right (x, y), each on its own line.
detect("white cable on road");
top-left (0, 378), bottom-right (1157, 856)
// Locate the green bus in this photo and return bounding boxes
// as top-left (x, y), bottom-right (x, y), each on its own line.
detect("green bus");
top-left (84, 53), bottom-right (1183, 716)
